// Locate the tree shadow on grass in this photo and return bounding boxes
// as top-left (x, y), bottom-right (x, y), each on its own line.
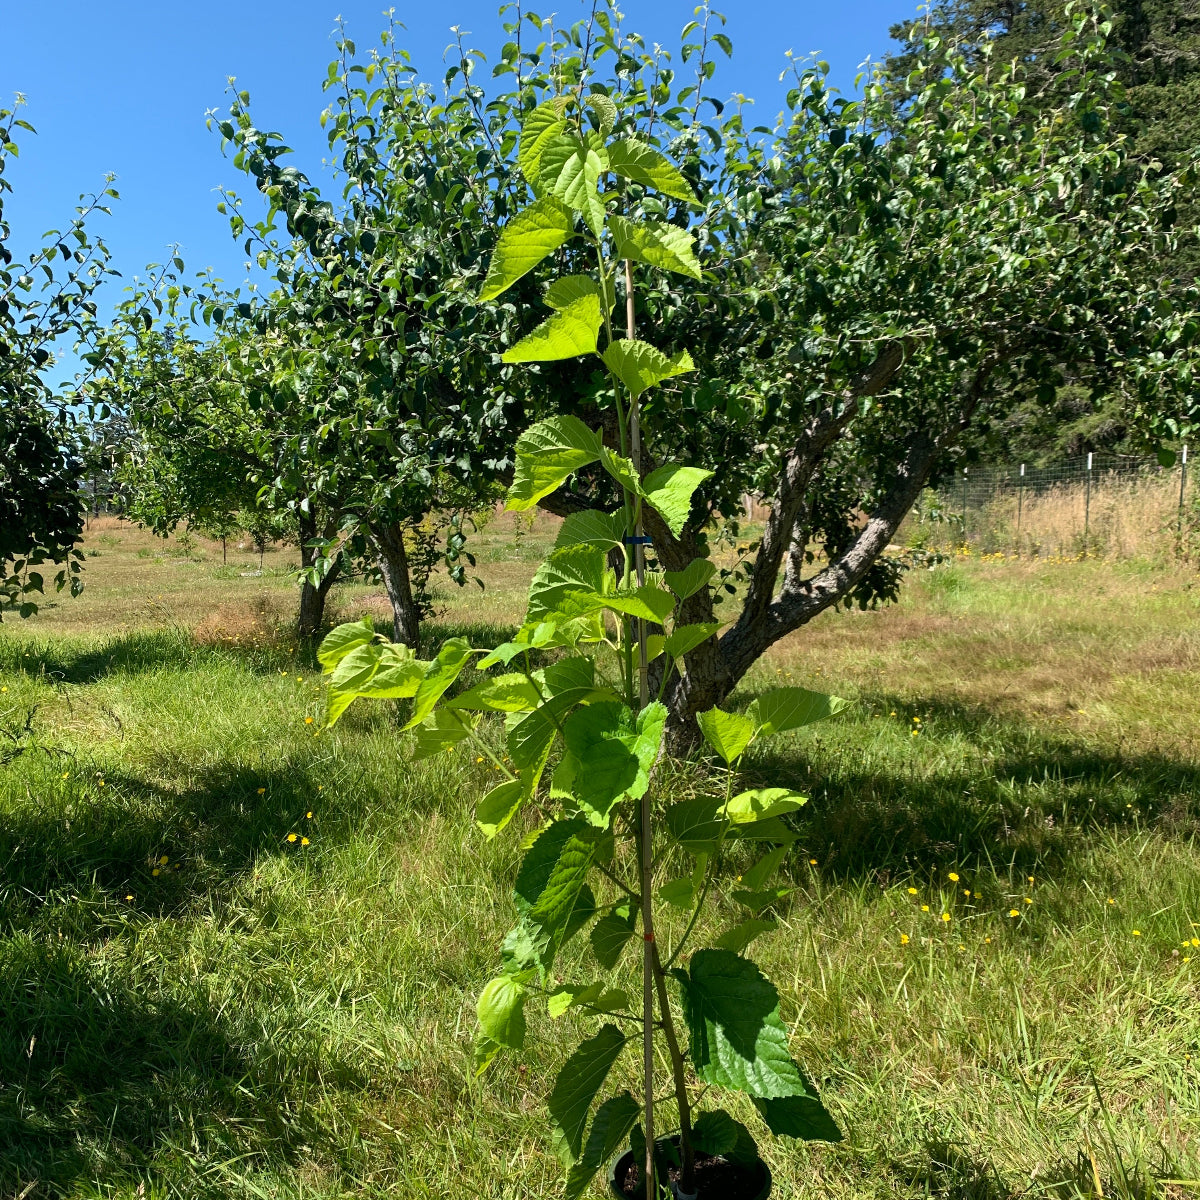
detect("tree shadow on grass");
top-left (745, 692), bottom-right (1200, 882)
top-left (0, 936), bottom-right (367, 1199)
top-left (0, 751), bottom-right (382, 940)
top-left (0, 618), bottom-right (522, 690)
top-left (0, 628), bottom-right (201, 684)
top-left (888, 1140), bottom-right (1012, 1200)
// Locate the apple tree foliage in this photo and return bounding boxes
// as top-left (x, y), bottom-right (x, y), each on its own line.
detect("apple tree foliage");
top-left (0, 102), bottom-right (116, 618)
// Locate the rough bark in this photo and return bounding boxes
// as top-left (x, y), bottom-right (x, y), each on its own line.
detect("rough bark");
top-left (297, 512), bottom-right (344, 638)
top-left (657, 348), bottom-right (999, 748)
top-left (297, 554), bottom-right (343, 638)
top-left (372, 522), bottom-right (422, 647)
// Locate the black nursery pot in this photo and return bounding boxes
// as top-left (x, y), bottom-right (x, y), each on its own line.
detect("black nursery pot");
top-left (607, 1137), bottom-right (772, 1200)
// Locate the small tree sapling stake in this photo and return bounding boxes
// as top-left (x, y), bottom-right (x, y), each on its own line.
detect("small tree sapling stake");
top-left (319, 95), bottom-right (844, 1199)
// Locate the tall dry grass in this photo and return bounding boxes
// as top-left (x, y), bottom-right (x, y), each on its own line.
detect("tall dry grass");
top-left (912, 471), bottom-right (1187, 560)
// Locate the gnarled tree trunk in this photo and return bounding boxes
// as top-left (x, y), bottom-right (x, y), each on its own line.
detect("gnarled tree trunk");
top-left (297, 511), bottom-right (344, 638)
top-left (297, 554), bottom-right (343, 638)
top-left (372, 521), bottom-right (421, 647)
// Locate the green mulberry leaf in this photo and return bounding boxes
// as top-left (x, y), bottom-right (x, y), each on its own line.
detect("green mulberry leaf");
top-left (664, 559), bottom-right (716, 600)
top-left (476, 779), bottom-right (525, 838)
top-left (749, 687), bottom-right (850, 736)
top-left (539, 134), bottom-right (609, 237)
top-left (445, 673), bottom-right (541, 713)
top-left (752, 1093), bottom-right (842, 1143)
top-left (405, 637), bottom-right (477, 729)
top-left (607, 137), bottom-right (697, 201)
top-left (601, 338), bottom-right (694, 400)
top-left (677, 949), bottom-right (812, 1100)
top-left (564, 1091), bottom-right (641, 1200)
top-left (506, 415), bottom-right (602, 512)
top-left (317, 617), bottom-right (375, 668)
top-left (554, 509), bottom-right (625, 552)
top-left (479, 196), bottom-right (576, 301)
top-left (476, 975), bottom-right (526, 1052)
top-left (518, 99), bottom-right (568, 190)
top-left (410, 709), bottom-right (475, 761)
top-left (696, 706), bottom-right (757, 764)
top-left (642, 464), bottom-right (712, 537)
top-left (548, 1024), bottom-right (627, 1164)
top-left (610, 214), bottom-right (701, 279)
top-left (526, 543), bottom-right (607, 623)
top-left (545, 272), bottom-right (615, 313)
top-left (501, 293), bottom-right (604, 364)
top-left (663, 622), bottom-right (719, 659)
top-left (591, 900), bottom-right (637, 970)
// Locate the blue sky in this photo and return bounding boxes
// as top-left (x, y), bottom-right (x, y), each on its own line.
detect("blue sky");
top-left (5, 1), bottom-right (920, 382)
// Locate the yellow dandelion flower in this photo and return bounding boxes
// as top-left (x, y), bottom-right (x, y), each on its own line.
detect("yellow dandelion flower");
top-left (152, 868), bottom-right (161, 877)
top-left (300, 837), bottom-right (310, 846)
top-left (948, 872), bottom-right (960, 882)
top-left (908, 887), bottom-right (918, 895)
top-left (890, 711), bottom-right (897, 717)
top-left (1132, 930), bottom-right (1142, 937)
top-left (1027, 876), bottom-right (1035, 884)
top-left (257, 787), bottom-right (266, 795)
top-left (306, 811), bottom-right (312, 819)
top-left (941, 913), bottom-right (951, 922)
top-left (964, 889), bottom-right (971, 897)
top-left (1192, 938), bottom-right (1199, 947)
top-left (985, 937), bottom-right (992, 944)
top-left (809, 858), bottom-right (818, 866)
top-left (98, 781), bottom-right (105, 788)
top-left (62, 772), bottom-right (69, 779)
top-left (911, 729), bottom-right (919, 737)
top-left (287, 833), bottom-right (297, 843)
top-left (974, 891), bottom-right (982, 899)
top-left (476, 756), bottom-right (484, 763)
top-left (921, 905), bottom-right (930, 912)
top-left (1009, 909), bottom-right (1020, 918)
top-left (305, 716), bottom-right (314, 725)
top-left (159, 855), bottom-right (168, 866)
top-left (900, 933), bottom-right (910, 945)
top-left (1025, 897), bottom-right (1033, 904)
top-left (125, 893), bottom-right (134, 901)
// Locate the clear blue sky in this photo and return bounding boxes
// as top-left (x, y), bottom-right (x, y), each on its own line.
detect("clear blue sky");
top-left (6, 1), bottom-right (919, 381)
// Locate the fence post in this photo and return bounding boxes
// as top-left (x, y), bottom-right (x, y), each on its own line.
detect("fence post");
top-left (1083, 452), bottom-right (1092, 557)
top-left (1016, 463), bottom-right (1025, 554)
top-left (1181, 444), bottom-right (1190, 539)
top-left (961, 467), bottom-right (968, 547)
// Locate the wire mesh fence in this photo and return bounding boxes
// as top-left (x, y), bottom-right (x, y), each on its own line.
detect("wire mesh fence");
top-left (902, 448), bottom-right (1193, 559)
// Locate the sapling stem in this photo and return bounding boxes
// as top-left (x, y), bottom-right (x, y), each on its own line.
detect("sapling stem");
top-left (653, 942), bottom-right (695, 1191)
top-left (620, 253), bottom-right (658, 1200)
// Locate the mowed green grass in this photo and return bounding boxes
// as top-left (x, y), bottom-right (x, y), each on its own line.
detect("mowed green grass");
top-left (1, 523), bottom-right (1199, 1200)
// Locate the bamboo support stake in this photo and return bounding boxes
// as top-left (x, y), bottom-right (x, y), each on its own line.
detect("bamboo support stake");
top-left (626, 256), bottom-right (655, 1200)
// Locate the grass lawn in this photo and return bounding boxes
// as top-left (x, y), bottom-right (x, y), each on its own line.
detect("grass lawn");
top-left (1, 519), bottom-right (1198, 1199)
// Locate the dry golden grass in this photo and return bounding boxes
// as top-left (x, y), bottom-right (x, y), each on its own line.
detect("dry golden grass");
top-left (906, 472), bottom-right (1187, 560)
